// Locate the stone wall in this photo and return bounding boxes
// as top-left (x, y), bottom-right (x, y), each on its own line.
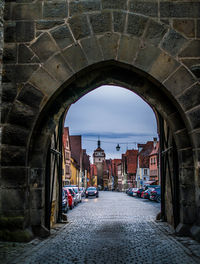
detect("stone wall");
top-left (1, 0), bottom-right (200, 241)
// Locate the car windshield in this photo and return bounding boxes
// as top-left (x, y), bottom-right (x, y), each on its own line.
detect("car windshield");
top-left (87, 187), bottom-right (96, 190)
top-left (73, 188), bottom-right (78, 193)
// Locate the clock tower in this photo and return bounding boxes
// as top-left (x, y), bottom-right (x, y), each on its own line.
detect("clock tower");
top-left (93, 140), bottom-right (106, 188)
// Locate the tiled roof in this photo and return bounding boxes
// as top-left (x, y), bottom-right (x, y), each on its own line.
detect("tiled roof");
top-left (149, 142), bottom-right (159, 156)
top-left (138, 141), bottom-right (154, 168)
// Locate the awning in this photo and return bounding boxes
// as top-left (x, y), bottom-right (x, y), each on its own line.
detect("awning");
top-left (145, 180), bottom-right (156, 185)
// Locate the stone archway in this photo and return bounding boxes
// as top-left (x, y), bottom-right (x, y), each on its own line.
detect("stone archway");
top-left (1, 2), bottom-right (200, 241)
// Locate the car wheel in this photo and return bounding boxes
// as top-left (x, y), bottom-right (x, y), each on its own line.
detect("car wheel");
top-left (156, 196), bottom-right (161, 203)
top-left (96, 196), bottom-right (98, 198)
top-left (86, 196), bottom-right (88, 198)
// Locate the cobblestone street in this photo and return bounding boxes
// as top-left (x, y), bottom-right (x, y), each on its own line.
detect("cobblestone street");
top-left (1, 192), bottom-right (200, 264)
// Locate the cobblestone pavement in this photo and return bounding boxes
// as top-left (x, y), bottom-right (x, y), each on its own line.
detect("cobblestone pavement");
top-left (1, 192), bottom-right (200, 264)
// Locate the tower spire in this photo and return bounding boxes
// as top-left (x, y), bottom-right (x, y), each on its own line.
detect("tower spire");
top-left (98, 136), bottom-right (101, 148)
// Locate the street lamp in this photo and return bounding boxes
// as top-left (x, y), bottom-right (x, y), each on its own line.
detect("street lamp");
top-left (116, 144), bottom-right (120, 151)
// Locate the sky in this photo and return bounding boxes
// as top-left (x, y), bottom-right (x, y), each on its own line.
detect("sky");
top-left (64, 85), bottom-right (158, 161)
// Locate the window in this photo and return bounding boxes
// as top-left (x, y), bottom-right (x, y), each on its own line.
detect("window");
top-left (144, 169), bottom-right (147, 175)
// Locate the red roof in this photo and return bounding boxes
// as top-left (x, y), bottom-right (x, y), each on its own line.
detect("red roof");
top-left (138, 141), bottom-right (154, 168)
top-left (149, 142), bottom-right (159, 156)
top-left (125, 149), bottom-right (138, 174)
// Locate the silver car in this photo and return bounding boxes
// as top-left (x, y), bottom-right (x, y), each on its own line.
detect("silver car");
top-left (72, 187), bottom-right (82, 203)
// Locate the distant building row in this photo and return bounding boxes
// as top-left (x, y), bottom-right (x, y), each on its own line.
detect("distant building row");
top-left (90, 138), bottom-right (159, 191)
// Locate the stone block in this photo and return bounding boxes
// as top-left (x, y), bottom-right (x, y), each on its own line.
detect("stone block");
top-left (30, 33), bottom-right (58, 62)
top-left (190, 225), bottom-right (200, 242)
top-left (0, 145), bottom-right (26, 166)
top-left (43, 53), bottom-right (73, 82)
top-left (160, 2), bottom-right (200, 18)
top-left (179, 40), bottom-right (200, 58)
top-left (98, 33), bottom-right (120, 60)
top-left (149, 52), bottom-right (179, 82)
top-left (173, 19), bottom-right (195, 38)
top-left (29, 168), bottom-right (45, 188)
top-left (113, 11), bottom-right (126, 33)
top-left (16, 64), bottom-right (39, 83)
top-left (80, 36), bottom-right (103, 64)
top-left (127, 13), bottom-right (148, 37)
top-left (187, 107), bottom-right (200, 130)
top-left (30, 189), bottom-right (44, 209)
top-left (129, 1), bottom-right (158, 17)
top-left (13, 3), bottom-right (42, 20)
top-left (191, 131), bottom-right (200, 149)
top-left (134, 44), bottom-right (161, 72)
top-left (16, 21), bottom-right (34, 42)
top-left (197, 20), bottom-right (200, 38)
top-left (68, 15), bottom-right (91, 40)
top-left (4, 22), bottom-right (16, 43)
top-left (17, 83), bottom-right (44, 109)
top-left (50, 25), bottom-right (74, 50)
top-left (36, 20), bottom-right (64, 30)
top-left (175, 223), bottom-right (191, 236)
top-left (117, 35), bottom-right (140, 64)
top-left (2, 64), bottom-right (16, 83)
top-left (1, 82), bottom-right (17, 103)
top-left (167, 111), bottom-right (185, 132)
top-left (29, 67), bottom-right (61, 96)
top-left (1, 189), bottom-right (28, 212)
top-left (143, 20), bottom-right (167, 46)
top-left (179, 167), bottom-right (195, 186)
top-left (1, 167), bottom-right (27, 187)
top-left (89, 11), bottom-right (112, 34)
top-left (18, 44), bottom-right (39, 64)
top-left (161, 29), bottom-right (187, 57)
top-left (30, 209), bottom-right (43, 226)
top-left (102, 0), bottom-right (127, 10)
top-left (3, 43), bottom-right (17, 64)
top-left (177, 84), bottom-right (200, 112)
top-left (7, 101), bottom-right (37, 129)
top-left (69, 0), bottom-right (101, 16)
top-left (62, 44), bottom-right (88, 73)
top-left (2, 125), bottom-right (29, 147)
top-left (178, 148), bottom-right (194, 167)
top-left (43, 2), bottom-right (67, 18)
top-left (163, 66), bottom-right (196, 97)
top-left (179, 184), bottom-right (195, 204)
top-left (180, 203), bottom-right (196, 224)
top-left (1, 102), bottom-right (13, 123)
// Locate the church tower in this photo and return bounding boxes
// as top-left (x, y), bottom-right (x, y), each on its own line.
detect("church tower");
top-left (93, 139), bottom-right (105, 188)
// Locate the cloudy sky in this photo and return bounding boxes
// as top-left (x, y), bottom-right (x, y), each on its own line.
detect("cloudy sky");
top-left (64, 85), bottom-right (158, 161)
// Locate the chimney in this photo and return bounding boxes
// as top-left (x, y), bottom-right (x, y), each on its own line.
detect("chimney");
top-left (153, 137), bottom-right (157, 148)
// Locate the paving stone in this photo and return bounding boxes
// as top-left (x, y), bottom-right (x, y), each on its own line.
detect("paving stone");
top-left (2, 192), bottom-right (199, 264)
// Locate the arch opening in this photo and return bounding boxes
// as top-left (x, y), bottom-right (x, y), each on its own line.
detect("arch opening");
top-left (28, 61), bottom-right (195, 238)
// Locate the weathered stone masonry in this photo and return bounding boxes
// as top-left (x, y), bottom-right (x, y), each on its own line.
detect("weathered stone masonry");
top-left (0, 0), bottom-right (200, 241)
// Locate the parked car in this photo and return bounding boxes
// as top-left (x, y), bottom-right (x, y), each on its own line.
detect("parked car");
top-left (79, 187), bottom-right (85, 197)
top-left (63, 187), bottom-right (74, 209)
top-left (72, 187), bottom-right (82, 203)
top-left (150, 187), bottom-right (161, 202)
top-left (137, 188), bottom-right (144, 198)
top-left (62, 190), bottom-right (69, 213)
top-left (85, 187), bottom-right (99, 198)
top-left (131, 188), bottom-right (139, 196)
top-left (143, 188), bottom-right (155, 199)
top-left (65, 187), bottom-right (78, 205)
top-left (126, 188), bottom-right (132, 194)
